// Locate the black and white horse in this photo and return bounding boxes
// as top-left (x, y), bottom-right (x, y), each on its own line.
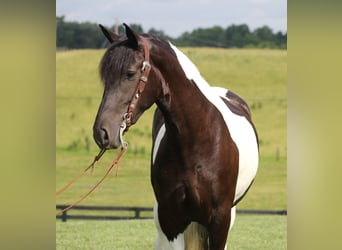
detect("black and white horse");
top-left (93, 24), bottom-right (259, 250)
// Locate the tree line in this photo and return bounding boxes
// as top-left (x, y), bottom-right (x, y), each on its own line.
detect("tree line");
top-left (56, 16), bottom-right (286, 49)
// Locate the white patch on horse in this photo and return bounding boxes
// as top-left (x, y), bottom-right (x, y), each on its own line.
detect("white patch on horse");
top-left (169, 43), bottom-right (259, 204)
top-left (153, 124), bottom-right (166, 164)
top-left (154, 202), bottom-right (185, 250)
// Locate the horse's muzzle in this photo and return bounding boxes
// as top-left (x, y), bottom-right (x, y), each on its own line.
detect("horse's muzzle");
top-left (93, 125), bottom-right (121, 149)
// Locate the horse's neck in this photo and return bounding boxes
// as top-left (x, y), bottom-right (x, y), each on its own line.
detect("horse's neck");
top-left (156, 68), bottom-right (220, 150)
top-left (152, 43), bottom-right (225, 149)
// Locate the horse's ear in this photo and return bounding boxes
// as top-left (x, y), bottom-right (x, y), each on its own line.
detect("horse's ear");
top-left (123, 23), bottom-right (139, 49)
top-left (99, 24), bottom-right (120, 43)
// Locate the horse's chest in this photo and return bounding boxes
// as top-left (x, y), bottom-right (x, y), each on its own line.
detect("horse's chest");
top-left (152, 167), bottom-right (189, 204)
top-left (153, 165), bottom-right (211, 217)
top-left (155, 178), bottom-right (204, 239)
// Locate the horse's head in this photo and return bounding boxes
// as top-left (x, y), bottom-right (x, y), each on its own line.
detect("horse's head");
top-left (93, 24), bottom-right (159, 149)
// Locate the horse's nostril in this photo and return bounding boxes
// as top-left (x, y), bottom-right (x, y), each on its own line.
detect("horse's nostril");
top-left (100, 128), bottom-right (109, 144)
top-left (94, 126), bottom-right (110, 149)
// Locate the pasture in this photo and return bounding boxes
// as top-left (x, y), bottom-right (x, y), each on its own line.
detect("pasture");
top-left (56, 215), bottom-right (286, 249)
top-left (56, 47), bottom-right (287, 248)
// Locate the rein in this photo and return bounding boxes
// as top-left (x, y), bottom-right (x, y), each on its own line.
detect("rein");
top-left (55, 148), bottom-right (106, 197)
top-left (56, 35), bottom-right (151, 216)
top-left (56, 147), bottom-right (126, 216)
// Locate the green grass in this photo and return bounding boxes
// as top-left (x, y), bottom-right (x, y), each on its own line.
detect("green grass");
top-left (56, 215), bottom-right (286, 249)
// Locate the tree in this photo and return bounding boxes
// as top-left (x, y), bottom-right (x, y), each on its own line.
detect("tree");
top-left (147, 28), bottom-right (170, 40)
top-left (224, 24), bottom-right (251, 48)
top-left (274, 31), bottom-right (287, 49)
top-left (115, 23), bottom-right (144, 36)
top-left (254, 26), bottom-right (274, 43)
top-left (175, 26), bottom-right (225, 47)
top-left (57, 16), bottom-right (108, 49)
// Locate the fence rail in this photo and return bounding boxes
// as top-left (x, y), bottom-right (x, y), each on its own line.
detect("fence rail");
top-left (56, 205), bottom-right (286, 222)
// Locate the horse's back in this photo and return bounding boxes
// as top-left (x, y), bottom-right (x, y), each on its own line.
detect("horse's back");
top-left (211, 86), bottom-right (259, 205)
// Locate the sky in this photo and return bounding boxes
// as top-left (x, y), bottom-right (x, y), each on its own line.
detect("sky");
top-left (56, 0), bottom-right (287, 37)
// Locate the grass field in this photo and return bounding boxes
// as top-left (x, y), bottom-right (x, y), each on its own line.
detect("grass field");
top-left (56, 215), bottom-right (286, 249)
top-left (56, 47), bottom-right (287, 248)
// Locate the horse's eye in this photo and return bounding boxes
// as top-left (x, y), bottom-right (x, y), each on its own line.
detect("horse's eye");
top-left (126, 71), bottom-right (136, 80)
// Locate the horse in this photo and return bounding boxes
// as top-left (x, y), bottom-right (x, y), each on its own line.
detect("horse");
top-left (93, 23), bottom-right (259, 250)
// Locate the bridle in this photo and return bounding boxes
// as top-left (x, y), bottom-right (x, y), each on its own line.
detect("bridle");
top-left (119, 36), bottom-right (152, 148)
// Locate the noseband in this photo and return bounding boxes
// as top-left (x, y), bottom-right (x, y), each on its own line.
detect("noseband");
top-left (119, 36), bottom-right (151, 148)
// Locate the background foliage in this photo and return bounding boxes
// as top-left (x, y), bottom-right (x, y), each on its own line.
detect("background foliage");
top-left (56, 16), bottom-right (287, 49)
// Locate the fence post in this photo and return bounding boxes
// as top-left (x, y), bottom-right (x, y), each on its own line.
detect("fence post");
top-left (134, 208), bottom-right (140, 219)
top-left (61, 210), bottom-right (67, 222)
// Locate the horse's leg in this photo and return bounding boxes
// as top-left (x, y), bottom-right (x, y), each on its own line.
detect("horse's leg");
top-left (153, 201), bottom-right (185, 250)
top-left (229, 206), bottom-right (236, 232)
top-left (208, 208), bottom-right (231, 250)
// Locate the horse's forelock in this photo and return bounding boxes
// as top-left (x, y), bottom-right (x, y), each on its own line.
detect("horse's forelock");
top-left (99, 41), bottom-right (134, 85)
top-left (99, 35), bottom-right (176, 86)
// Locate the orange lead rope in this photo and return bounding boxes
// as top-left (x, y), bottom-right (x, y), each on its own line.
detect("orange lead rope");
top-left (55, 148), bottom-right (106, 196)
top-left (56, 146), bottom-right (127, 215)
